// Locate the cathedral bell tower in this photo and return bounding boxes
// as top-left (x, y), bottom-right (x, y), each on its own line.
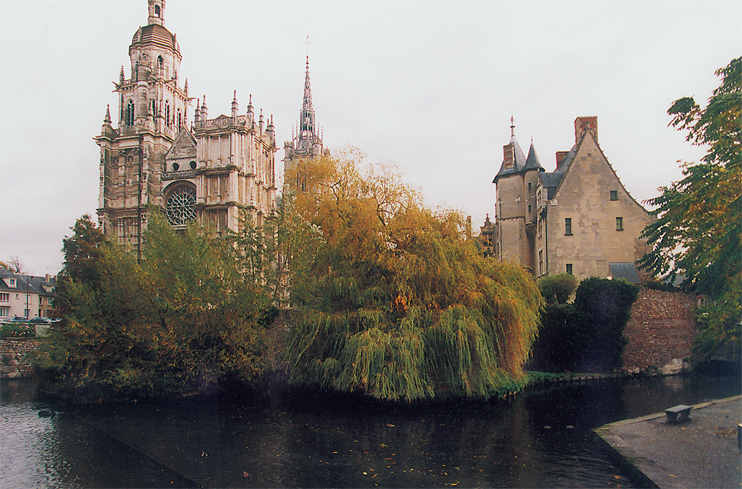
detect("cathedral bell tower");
top-left (95, 0), bottom-right (190, 259)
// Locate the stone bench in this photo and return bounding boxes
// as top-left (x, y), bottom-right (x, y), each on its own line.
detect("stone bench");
top-left (665, 404), bottom-right (692, 423)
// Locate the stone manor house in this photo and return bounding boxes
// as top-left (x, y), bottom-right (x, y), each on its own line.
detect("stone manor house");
top-left (481, 116), bottom-right (653, 282)
top-left (95, 1), bottom-right (325, 252)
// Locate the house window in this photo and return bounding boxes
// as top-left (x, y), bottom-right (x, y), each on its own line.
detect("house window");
top-left (565, 218), bottom-right (573, 236)
top-left (610, 190), bottom-right (618, 201)
top-left (0, 306), bottom-right (9, 317)
top-left (0, 293), bottom-right (9, 302)
top-left (8, 278), bottom-right (17, 288)
top-left (616, 217), bottom-right (624, 231)
top-left (566, 263), bottom-right (573, 275)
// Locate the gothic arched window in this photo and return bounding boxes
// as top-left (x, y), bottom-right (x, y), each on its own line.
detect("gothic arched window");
top-left (126, 100), bottom-right (134, 125)
top-left (166, 186), bottom-right (196, 226)
top-left (165, 101), bottom-right (171, 127)
top-left (177, 108), bottom-right (182, 128)
top-left (157, 56), bottom-right (164, 73)
top-left (154, 5), bottom-right (160, 17)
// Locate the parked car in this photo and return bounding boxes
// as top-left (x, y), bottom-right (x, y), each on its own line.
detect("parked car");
top-left (29, 317), bottom-right (52, 324)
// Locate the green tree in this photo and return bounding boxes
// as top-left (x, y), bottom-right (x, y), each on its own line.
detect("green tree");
top-left (36, 215), bottom-right (272, 399)
top-left (639, 57), bottom-right (741, 360)
top-left (283, 152), bottom-right (544, 402)
top-left (538, 273), bottom-right (579, 305)
top-left (531, 277), bottom-right (638, 372)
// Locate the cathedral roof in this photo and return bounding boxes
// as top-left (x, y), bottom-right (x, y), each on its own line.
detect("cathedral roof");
top-left (131, 24), bottom-right (180, 54)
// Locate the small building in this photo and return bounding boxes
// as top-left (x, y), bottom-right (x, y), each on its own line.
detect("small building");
top-left (0, 268), bottom-right (57, 319)
top-left (491, 116), bottom-right (653, 282)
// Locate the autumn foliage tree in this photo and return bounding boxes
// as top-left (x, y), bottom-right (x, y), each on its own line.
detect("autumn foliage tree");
top-left (283, 151), bottom-right (543, 402)
top-left (639, 57), bottom-right (741, 360)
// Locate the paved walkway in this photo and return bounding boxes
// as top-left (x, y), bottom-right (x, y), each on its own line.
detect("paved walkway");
top-left (594, 395), bottom-right (741, 489)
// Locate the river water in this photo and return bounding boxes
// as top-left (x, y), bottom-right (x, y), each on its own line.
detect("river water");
top-left (1, 373), bottom-right (739, 488)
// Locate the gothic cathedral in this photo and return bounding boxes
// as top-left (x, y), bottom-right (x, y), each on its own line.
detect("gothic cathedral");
top-left (95, 0), bottom-right (278, 256)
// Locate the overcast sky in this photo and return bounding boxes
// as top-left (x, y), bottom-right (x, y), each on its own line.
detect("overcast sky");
top-left (1, 0), bottom-right (739, 276)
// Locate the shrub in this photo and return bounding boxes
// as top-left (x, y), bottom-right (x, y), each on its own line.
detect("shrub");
top-left (531, 277), bottom-right (639, 372)
top-left (538, 273), bottom-right (579, 304)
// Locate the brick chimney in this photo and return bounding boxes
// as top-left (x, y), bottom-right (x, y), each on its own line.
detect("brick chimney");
top-left (574, 116), bottom-right (598, 144)
top-left (503, 143), bottom-right (515, 170)
top-left (556, 151), bottom-right (570, 170)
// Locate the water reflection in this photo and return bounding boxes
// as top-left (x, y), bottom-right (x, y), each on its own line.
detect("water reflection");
top-left (1, 373), bottom-right (739, 488)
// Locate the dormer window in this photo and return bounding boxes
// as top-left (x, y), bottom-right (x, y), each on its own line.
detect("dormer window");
top-left (8, 278), bottom-right (16, 288)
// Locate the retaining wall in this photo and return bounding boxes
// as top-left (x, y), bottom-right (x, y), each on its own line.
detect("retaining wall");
top-left (622, 289), bottom-right (698, 374)
top-left (0, 339), bottom-right (38, 379)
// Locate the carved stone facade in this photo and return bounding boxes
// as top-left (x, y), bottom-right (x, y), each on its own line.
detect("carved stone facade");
top-left (491, 116), bottom-right (653, 282)
top-left (96, 0), bottom-right (277, 254)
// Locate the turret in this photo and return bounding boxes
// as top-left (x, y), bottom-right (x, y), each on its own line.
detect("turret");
top-left (200, 96), bottom-right (208, 121)
top-left (231, 90), bottom-right (239, 119)
top-left (266, 115), bottom-right (275, 144)
top-left (148, 0), bottom-right (166, 26)
top-left (100, 105), bottom-right (115, 138)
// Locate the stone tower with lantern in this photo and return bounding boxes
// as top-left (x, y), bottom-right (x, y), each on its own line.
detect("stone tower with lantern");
top-left (95, 0), bottom-right (277, 257)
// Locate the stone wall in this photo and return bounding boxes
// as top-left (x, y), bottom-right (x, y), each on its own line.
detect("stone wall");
top-left (0, 339), bottom-right (38, 378)
top-left (622, 289), bottom-right (699, 374)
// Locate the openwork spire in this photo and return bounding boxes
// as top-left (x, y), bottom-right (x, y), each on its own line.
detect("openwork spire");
top-left (299, 54), bottom-right (316, 141)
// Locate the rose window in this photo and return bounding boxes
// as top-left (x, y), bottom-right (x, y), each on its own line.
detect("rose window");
top-left (166, 187), bottom-right (196, 226)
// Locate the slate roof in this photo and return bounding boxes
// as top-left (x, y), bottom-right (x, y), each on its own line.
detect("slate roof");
top-left (493, 135), bottom-right (528, 183)
top-left (523, 141), bottom-right (545, 172)
top-left (0, 269), bottom-right (56, 295)
top-left (538, 145), bottom-right (576, 199)
top-left (609, 262), bottom-right (642, 284)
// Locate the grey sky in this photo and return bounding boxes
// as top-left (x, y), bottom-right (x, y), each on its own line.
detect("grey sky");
top-left (1, 0), bottom-right (739, 275)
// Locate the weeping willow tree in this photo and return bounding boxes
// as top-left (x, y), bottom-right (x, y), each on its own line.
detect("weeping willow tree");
top-left (284, 151), bottom-right (543, 402)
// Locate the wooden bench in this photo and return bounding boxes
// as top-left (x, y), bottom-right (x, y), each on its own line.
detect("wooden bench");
top-left (665, 404), bottom-right (692, 423)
